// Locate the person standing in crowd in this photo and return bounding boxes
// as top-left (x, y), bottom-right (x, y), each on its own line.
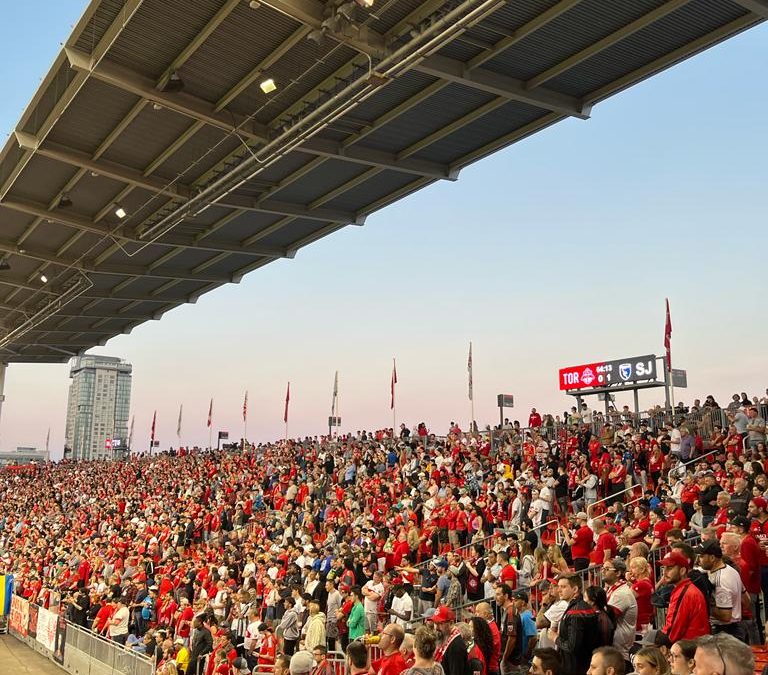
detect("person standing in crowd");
top-left (401, 626), bottom-right (445, 675)
top-left (108, 596), bottom-right (130, 645)
top-left (279, 596), bottom-right (301, 655)
top-left (555, 575), bottom-right (598, 675)
top-left (347, 586), bottom-right (366, 642)
top-left (560, 513), bottom-right (593, 572)
top-left (667, 640), bottom-right (696, 675)
top-left (601, 558), bottom-right (637, 665)
top-left (189, 615), bottom-right (213, 675)
top-left (475, 602), bottom-right (501, 675)
top-left (430, 606), bottom-right (469, 675)
top-left (658, 551), bottom-right (710, 642)
top-left (495, 583), bottom-right (522, 675)
top-left (695, 540), bottom-right (745, 641)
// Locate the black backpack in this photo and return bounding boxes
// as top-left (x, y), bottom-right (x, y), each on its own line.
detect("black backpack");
top-left (688, 569), bottom-right (715, 615)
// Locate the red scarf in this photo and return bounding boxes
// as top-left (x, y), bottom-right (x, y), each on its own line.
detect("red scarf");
top-left (435, 627), bottom-right (462, 663)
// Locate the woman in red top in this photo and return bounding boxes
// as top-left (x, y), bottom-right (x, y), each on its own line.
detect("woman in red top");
top-left (627, 557), bottom-right (654, 629)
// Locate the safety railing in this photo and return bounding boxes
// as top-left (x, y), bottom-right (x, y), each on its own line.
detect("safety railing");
top-left (8, 598), bottom-right (153, 675)
top-left (587, 483), bottom-right (642, 517)
top-left (665, 447), bottom-right (721, 481)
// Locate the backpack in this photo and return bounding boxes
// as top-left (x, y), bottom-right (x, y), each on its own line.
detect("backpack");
top-left (688, 569), bottom-right (714, 615)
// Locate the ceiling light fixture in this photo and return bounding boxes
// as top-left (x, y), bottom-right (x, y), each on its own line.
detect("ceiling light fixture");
top-left (40, 274), bottom-right (48, 283)
top-left (248, 0), bottom-right (261, 8)
top-left (260, 78), bottom-right (277, 94)
top-left (0, 259), bottom-right (10, 272)
top-left (307, 28), bottom-right (326, 44)
top-left (114, 204), bottom-right (127, 219)
top-left (57, 192), bottom-right (73, 208)
top-left (355, 0), bottom-right (374, 6)
top-left (162, 71), bottom-right (184, 93)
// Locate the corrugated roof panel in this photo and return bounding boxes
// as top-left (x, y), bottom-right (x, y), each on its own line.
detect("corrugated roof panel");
top-left (19, 62), bottom-right (79, 137)
top-left (489, 0), bottom-right (573, 30)
top-left (154, 126), bottom-right (242, 185)
top-left (46, 79), bottom-right (141, 155)
top-left (367, 0), bottom-right (423, 36)
top-left (180, 3), bottom-right (300, 105)
top-left (436, 39), bottom-right (486, 62)
top-left (0, 144), bottom-right (27, 193)
top-left (10, 155), bottom-right (79, 204)
top-left (188, 251), bottom-right (256, 278)
top-left (106, 0), bottom-right (223, 80)
top-left (270, 159), bottom-right (374, 205)
top-left (360, 83), bottom-right (497, 154)
top-left (482, 0), bottom-right (673, 81)
top-left (0, 206), bottom-right (38, 241)
top-left (255, 152), bottom-right (320, 185)
top-left (99, 105), bottom-right (197, 173)
top-left (204, 211), bottom-right (284, 243)
top-left (72, 0), bottom-right (128, 53)
top-left (257, 218), bottom-right (325, 249)
top-left (231, 43), bottom-right (358, 123)
top-left (546, 0), bottom-right (751, 98)
top-left (53, 172), bottom-right (125, 219)
top-left (410, 101), bottom-right (549, 165)
top-left (321, 170), bottom-right (421, 213)
top-left (336, 71), bottom-right (439, 125)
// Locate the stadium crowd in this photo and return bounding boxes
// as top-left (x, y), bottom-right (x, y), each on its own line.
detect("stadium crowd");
top-left (1, 391), bottom-right (768, 675)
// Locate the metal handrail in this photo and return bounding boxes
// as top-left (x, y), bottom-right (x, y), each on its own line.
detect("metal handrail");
top-left (587, 483), bottom-right (640, 517)
top-left (664, 447), bottom-right (720, 482)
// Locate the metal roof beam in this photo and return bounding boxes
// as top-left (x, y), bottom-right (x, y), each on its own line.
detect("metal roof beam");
top-left (65, 47), bottom-right (270, 143)
top-left (300, 138), bottom-right (458, 179)
top-left (415, 55), bottom-right (591, 118)
top-left (15, 133), bottom-right (193, 199)
top-left (730, 0), bottom-right (768, 18)
top-left (525, 0), bottom-right (692, 89)
top-left (218, 195), bottom-right (364, 225)
top-left (0, 199), bottom-right (290, 258)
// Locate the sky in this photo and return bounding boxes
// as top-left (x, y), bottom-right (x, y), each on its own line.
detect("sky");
top-left (1, 2), bottom-right (767, 457)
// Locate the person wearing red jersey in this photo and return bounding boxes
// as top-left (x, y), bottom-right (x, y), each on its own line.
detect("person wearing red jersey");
top-left (663, 496), bottom-right (688, 531)
top-left (370, 623), bottom-right (408, 675)
top-left (175, 597), bottom-right (195, 644)
top-left (589, 519), bottom-right (617, 566)
top-left (528, 409), bottom-right (542, 429)
top-left (560, 512), bottom-right (593, 571)
top-left (711, 492), bottom-right (732, 537)
top-left (257, 625), bottom-right (277, 667)
top-left (679, 474), bottom-right (700, 522)
top-left (658, 551), bottom-right (710, 642)
top-left (645, 509), bottom-right (672, 551)
top-left (623, 505), bottom-right (651, 545)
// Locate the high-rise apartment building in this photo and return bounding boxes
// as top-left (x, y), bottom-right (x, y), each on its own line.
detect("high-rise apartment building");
top-left (64, 355), bottom-right (132, 460)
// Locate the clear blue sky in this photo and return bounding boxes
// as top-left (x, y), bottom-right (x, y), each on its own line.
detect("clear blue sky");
top-left (1, 3), bottom-right (767, 456)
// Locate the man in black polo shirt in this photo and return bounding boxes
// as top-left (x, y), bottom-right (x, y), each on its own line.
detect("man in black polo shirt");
top-left (430, 606), bottom-right (470, 675)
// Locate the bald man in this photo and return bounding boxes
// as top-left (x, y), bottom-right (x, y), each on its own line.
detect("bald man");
top-left (476, 602), bottom-right (501, 675)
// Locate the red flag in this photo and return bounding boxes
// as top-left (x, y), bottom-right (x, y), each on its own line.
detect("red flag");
top-left (207, 398), bottom-right (213, 428)
top-left (467, 341), bottom-right (473, 401)
top-left (664, 298), bottom-right (672, 371)
top-left (243, 390), bottom-right (248, 423)
top-left (150, 410), bottom-right (156, 447)
top-left (390, 359), bottom-right (397, 410)
top-left (284, 382), bottom-right (290, 423)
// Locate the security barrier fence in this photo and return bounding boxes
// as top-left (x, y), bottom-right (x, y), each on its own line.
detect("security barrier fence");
top-left (8, 594), bottom-right (153, 675)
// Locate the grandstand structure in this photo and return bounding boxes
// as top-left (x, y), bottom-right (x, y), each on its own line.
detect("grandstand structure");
top-left (0, 0), bottom-right (765, 364)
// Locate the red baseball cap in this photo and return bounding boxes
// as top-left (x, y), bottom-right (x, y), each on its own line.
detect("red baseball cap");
top-left (659, 551), bottom-right (691, 569)
top-left (428, 606), bottom-right (456, 624)
top-left (752, 497), bottom-right (768, 511)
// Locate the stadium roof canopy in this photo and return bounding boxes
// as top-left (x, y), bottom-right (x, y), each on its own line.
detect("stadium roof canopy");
top-left (0, 0), bottom-right (764, 363)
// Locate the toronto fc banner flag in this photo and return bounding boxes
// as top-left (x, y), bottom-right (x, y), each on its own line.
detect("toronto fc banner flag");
top-left (664, 298), bottom-right (672, 372)
top-left (390, 359), bottom-right (397, 410)
top-left (207, 398), bottom-right (213, 428)
top-left (284, 382), bottom-right (290, 424)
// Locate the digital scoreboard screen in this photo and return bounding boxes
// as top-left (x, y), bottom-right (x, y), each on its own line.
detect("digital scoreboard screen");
top-left (559, 355), bottom-right (657, 391)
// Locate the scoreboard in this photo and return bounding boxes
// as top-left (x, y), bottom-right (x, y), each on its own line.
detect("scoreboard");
top-left (559, 355), bottom-right (657, 391)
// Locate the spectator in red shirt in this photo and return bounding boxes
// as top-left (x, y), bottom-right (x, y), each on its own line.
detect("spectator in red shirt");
top-left (370, 624), bottom-right (407, 675)
top-left (623, 505), bottom-right (651, 545)
top-left (528, 409), bottom-right (542, 429)
top-left (589, 519), bottom-right (617, 565)
top-left (627, 557), bottom-right (654, 630)
top-left (645, 509), bottom-right (672, 551)
top-left (561, 512), bottom-right (593, 571)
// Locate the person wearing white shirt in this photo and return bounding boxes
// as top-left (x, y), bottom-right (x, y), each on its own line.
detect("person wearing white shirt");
top-left (389, 585), bottom-right (413, 629)
top-left (362, 572), bottom-right (384, 632)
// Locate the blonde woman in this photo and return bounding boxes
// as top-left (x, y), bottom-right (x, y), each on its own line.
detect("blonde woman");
top-left (545, 544), bottom-right (571, 575)
top-left (633, 646), bottom-right (670, 675)
top-left (627, 557), bottom-right (654, 630)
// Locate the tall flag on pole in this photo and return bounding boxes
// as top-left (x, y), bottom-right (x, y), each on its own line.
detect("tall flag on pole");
top-left (207, 399), bottom-right (213, 428)
top-left (284, 382), bottom-right (290, 423)
top-left (243, 391), bottom-right (248, 422)
top-left (150, 411), bottom-right (157, 447)
top-left (390, 359), bottom-right (397, 410)
top-left (177, 404), bottom-right (183, 439)
top-left (467, 341), bottom-right (474, 401)
top-left (45, 427), bottom-right (50, 454)
top-left (128, 415), bottom-right (134, 449)
top-left (664, 298), bottom-right (672, 372)
top-left (331, 371), bottom-right (339, 414)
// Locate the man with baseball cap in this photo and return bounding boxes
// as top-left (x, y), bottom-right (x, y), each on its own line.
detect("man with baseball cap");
top-left (559, 513), bottom-right (592, 572)
top-left (696, 539), bottom-right (745, 641)
top-left (658, 550), bottom-right (709, 643)
top-left (429, 605), bottom-right (469, 675)
top-left (601, 558), bottom-right (636, 663)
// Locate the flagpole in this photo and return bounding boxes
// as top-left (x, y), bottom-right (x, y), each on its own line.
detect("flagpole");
top-left (468, 341), bottom-right (475, 433)
top-left (243, 390), bottom-right (248, 445)
top-left (284, 382), bottom-right (290, 442)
